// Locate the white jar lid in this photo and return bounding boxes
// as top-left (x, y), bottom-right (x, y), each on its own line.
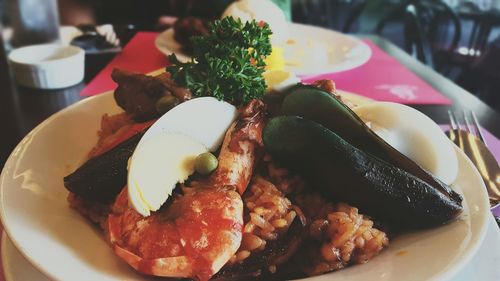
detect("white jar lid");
top-left (8, 44), bottom-right (85, 89)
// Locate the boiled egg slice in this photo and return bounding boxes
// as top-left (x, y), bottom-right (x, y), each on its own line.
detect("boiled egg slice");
top-left (353, 102), bottom-right (458, 185)
top-left (128, 134), bottom-right (207, 216)
top-left (139, 97), bottom-right (238, 151)
top-left (128, 97), bottom-right (237, 216)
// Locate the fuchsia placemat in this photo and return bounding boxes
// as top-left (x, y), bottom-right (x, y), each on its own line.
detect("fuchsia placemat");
top-left (80, 32), bottom-right (169, 96)
top-left (301, 40), bottom-right (452, 104)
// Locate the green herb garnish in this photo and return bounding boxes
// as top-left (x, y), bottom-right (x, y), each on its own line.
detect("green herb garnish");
top-left (167, 17), bottom-right (272, 105)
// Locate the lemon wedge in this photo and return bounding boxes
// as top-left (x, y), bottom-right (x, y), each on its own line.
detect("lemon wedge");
top-left (263, 69), bottom-right (300, 93)
top-left (265, 46), bottom-right (285, 71)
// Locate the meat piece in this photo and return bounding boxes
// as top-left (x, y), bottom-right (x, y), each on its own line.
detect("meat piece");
top-left (313, 79), bottom-right (336, 95)
top-left (173, 17), bottom-right (209, 53)
top-left (112, 69), bottom-right (169, 121)
top-left (156, 72), bottom-right (193, 102)
top-left (112, 69), bottom-right (192, 121)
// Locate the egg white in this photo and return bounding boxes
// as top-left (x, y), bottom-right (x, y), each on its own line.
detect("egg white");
top-left (128, 97), bottom-right (238, 216)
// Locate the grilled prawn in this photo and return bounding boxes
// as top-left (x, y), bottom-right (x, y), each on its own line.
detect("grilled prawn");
top-left (106, 100), bottom-right (266, 281)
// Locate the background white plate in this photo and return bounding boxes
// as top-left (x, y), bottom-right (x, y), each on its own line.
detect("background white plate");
top-left (0, 92), bottom-right (490, 281)
top-left (155, 23), bottom-right (372, 76)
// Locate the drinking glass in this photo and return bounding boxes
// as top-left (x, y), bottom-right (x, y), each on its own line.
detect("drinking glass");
top-left (7, 0), bottom-right (60, 47)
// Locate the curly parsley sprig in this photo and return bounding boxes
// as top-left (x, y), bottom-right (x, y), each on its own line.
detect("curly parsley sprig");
top-left (167, 17), bottom-right (272, 105)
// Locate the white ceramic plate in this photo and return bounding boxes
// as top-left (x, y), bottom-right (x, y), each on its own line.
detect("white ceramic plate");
top-left (0, 92), bottom-right (490, 281)
top-left (1, 232), bottom-right (50, 281)
top-left (3, 217), bottom-right (498, 281)
top-left (155, 23), bottom-right (372, 76)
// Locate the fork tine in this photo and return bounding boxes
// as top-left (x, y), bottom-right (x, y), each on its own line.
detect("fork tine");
top-left (448, 110), bottom-right (458, 130)
top-left (463, 110), bottom-right (474, 134)
top-left (471, 111), bottom-right (488, 146)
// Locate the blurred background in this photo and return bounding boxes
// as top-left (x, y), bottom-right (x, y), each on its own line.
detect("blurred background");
top-left (0, 0), bottom-right (499, 110)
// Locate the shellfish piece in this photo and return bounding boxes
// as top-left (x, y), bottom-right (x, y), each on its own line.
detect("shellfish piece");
top-left (263, 116), bottom-right (463, 229)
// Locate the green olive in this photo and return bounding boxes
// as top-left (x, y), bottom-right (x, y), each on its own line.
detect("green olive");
top-left (195, 152), bottom-right (218, 176)
top-left (156, 95), bottom-right (179, 114)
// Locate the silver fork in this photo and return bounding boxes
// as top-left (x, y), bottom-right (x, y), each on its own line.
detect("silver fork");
top-left (447, 110), bottom-right (500, 209)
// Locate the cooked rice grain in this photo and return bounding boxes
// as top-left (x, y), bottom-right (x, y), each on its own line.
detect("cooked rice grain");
top-left (230, 176), bottom-right (297, 264)
top-left (303, 202), bottom-right (388, 275)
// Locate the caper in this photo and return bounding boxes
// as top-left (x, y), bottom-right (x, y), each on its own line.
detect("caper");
top-left (156, 95), bottom-right (179, 114)
top-left (195, 152), bottom-right (218, 176)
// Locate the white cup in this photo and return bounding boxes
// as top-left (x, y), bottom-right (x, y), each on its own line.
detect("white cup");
top-left (8, 44), bottom-right (85, 89)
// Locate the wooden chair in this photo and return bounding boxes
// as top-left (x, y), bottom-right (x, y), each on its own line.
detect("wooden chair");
top-left (456, 35), bottom-right (500, 111)
top-left (458, 2), bottom-right (496, 58)
top-left (404, 4), bottom-right (435, 68)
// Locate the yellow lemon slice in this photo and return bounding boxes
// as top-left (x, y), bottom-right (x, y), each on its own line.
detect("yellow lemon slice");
top-left (265, 46), bottom-right (285, 71)
top-left (263, 69), bottom-right (300, 93)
